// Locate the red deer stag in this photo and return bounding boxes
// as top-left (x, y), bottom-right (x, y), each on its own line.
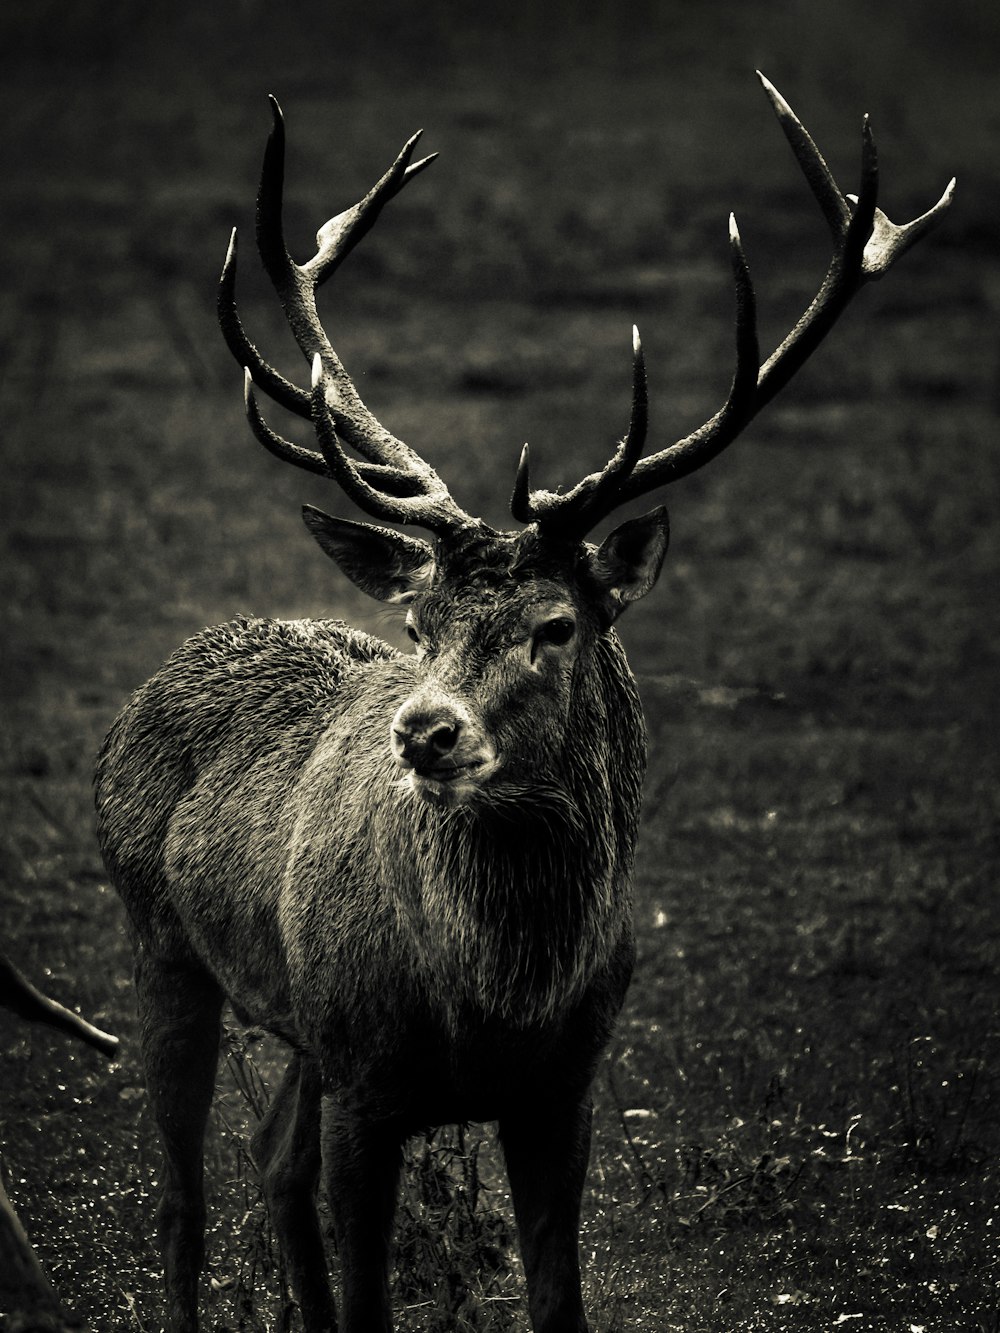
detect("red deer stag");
top-left (95, 74), bottom-right (952, 1333)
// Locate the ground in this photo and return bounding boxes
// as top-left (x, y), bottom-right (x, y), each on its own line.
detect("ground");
top-left (1, 1), bottom-right (998, 1329)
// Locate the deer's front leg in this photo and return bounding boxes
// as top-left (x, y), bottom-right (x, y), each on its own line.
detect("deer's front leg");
top-left (500, 1096), bottom-right (592, 1333)
top-left (251, 1053), bottom-right (335, 1331)
top-left (135, 955), bottom-right (224, 1333)
top-left (321, 1098), bottom-right (404, 1333)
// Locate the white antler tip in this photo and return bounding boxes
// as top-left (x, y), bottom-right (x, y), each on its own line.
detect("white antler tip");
top-left (221, 227), bottom-right (239, 279)
top-left (311, 352), bottom-right (324, 389)
top-left (757, 70), bottom-right (794, 120)
top-left (632, 324), bottom-right (641, 352)
top-left (729, 212), bottom-right (740, 242)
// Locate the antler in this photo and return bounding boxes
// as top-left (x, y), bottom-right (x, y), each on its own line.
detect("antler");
top-left (514, 71), bottom-right (955, 540)
top-left (219, 96), bottom-right (476, 535)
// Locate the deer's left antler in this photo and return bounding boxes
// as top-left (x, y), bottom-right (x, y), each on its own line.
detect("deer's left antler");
top-left (513, 72), bottom-right (955, 540)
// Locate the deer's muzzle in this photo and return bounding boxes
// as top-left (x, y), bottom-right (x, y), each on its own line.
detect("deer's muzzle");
top-left (390, 695), bottom-right (498, 804)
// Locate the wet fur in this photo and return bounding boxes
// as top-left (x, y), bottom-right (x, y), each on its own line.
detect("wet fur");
top-left (96, 563), bottom-right (648, 1329)
top-left (97, 614), bottom-right (642, 1061)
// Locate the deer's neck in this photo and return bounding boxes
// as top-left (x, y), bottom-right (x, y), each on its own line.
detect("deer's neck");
top-left (389, 632), bottom-right (645, 1024)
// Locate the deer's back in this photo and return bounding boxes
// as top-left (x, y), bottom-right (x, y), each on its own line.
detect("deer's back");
top-left (95, 617), bottom-right (404, 1017)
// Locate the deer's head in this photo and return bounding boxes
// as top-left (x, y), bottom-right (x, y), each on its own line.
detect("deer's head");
top-left (219, 81), bottom-right (952, 805)
top-left (301, 501), bottom-right (667, 803)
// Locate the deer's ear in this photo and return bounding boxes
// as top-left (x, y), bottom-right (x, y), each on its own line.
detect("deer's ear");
top-left (587, 506), bottom-right (670, 620)
top-left (302, 506), bottom-right (435, 603)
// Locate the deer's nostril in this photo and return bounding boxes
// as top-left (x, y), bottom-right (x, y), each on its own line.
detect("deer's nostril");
top-left (428, 723), bottom-right (460, 754)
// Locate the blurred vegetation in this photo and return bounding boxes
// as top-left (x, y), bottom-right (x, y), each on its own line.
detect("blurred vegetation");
top-left (1, 0), bottom-right (998, 1329)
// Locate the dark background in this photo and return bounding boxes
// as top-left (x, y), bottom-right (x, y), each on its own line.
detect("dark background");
top-left (1, 1), bottom-right (998, 1328)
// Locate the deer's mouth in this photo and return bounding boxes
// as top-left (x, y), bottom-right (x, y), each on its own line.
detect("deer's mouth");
top-left (399, 755), bottom-right (499, 806)
top-left (390, 698), bottom-right (500, 805)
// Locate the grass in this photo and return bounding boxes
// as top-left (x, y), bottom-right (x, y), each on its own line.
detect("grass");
top-left (1, 1), bottom-right (998, 1329)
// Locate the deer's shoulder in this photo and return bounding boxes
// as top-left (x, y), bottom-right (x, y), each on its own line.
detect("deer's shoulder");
top-left (110, 616), bottom-right (405, 750)
top-left (166, 614), bottom-right (398, 676)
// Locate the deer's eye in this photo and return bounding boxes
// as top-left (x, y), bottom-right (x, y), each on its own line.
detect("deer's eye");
top-left (405, 621), bottom-right (420, 645)
top-left (538, 617), bottom-right (576, 646)
top-left (530, 616), bottom-right (576, 662)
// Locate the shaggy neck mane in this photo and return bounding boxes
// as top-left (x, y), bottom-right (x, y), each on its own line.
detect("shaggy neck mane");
top-left (388, 633), bottom-right (642, 1026)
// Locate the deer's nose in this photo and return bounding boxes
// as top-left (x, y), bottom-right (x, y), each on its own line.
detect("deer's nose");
top-left (391, 703), bottom-right (464, 771)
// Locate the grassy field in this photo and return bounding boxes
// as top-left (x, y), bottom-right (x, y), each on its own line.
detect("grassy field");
top-left (1, 1), bottom-right (998, 1328)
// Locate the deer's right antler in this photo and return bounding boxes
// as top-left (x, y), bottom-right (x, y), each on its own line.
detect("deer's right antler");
top-left (219, 97), bottom-right (476, 536)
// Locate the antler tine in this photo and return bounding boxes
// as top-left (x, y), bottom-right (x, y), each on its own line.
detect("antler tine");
top-left (306, 132), bottom-right (438, 288)
top-left (510, 444), bottom-right (533, 525)
top-left (584, 325), bottom-right (649, 517)
top-left (243, 369), bottom-right (430, 498)
top-left (756, 71), bottom-right (852, 242)
top-left (521, 74), bottom-right (953, 535)
top-left (308, 357), bottom-right (471, 532)
top-left (243, 366), bottom-right (329, 475)
top-left (511, 326), bottom-right (650, 535)
top-left (220, 229), bottom-right (311, 419)
top-left (620, 215), bottom-right (760, 492)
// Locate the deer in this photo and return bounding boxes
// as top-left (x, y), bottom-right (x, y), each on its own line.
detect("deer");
top-left (94, 73), bottom-right (952, 1333)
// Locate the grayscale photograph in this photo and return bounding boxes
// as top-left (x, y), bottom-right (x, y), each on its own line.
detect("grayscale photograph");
top-left (1, 2), bottom-right (996, 1329)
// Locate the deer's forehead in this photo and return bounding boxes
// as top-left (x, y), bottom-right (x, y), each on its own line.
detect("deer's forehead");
top-left (418, 574), bottom-right (578, 637)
